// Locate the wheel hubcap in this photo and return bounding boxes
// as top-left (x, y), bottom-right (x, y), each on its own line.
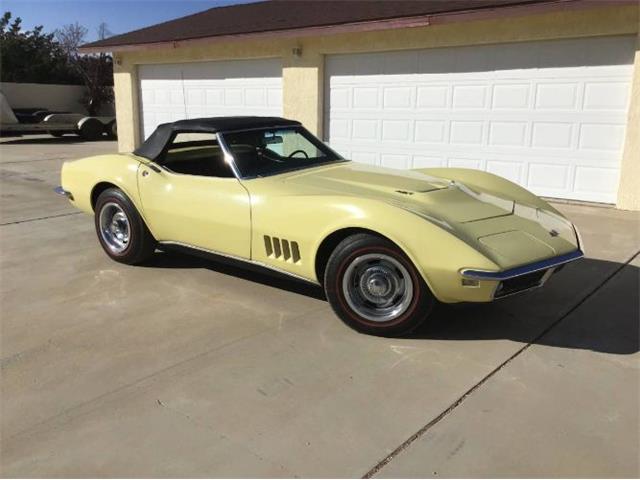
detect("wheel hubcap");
top-left (99, 202), bottom-right (130, 254)
top-left (342, 253), bottom-right (413, 323)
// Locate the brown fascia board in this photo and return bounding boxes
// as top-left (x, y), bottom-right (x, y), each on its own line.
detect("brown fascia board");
top-left (78, 0), bottom-right (632, 54)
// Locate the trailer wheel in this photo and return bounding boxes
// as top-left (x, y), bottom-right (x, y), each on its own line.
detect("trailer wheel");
top-left (105, 120), bottom-right (117, 139)
top-left (78, 118), bottom-right (104, 141)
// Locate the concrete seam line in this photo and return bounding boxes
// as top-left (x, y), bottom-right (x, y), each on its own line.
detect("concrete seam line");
top-left (0, 211), bottom-right (81, 226)
top-left (363, 249), bottom-right (640, 479)
top-left (0, 157), bottom-right (67, 164)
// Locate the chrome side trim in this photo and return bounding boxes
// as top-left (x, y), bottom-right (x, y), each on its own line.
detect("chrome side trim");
top-left (54, 186), bottom-right (74, 200)
top-left (157, 241), bottom-right (321, 286)
top-left (461, 249), bottom-right (584, 281)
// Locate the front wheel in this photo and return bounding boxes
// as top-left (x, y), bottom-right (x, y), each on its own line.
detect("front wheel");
top-left (324, 233), bottom-right (435, 336)
top-left (94, 188), bottom-right (156, 265)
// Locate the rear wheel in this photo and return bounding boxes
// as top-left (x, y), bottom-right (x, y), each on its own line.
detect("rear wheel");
top-left (105, 120), bottom-right (117, 139)
top-left (94, 188), bottom-right (156, 264)
top-left (78, 118), bottom-right (104, 141)
top-left (324, 233), bottom-right (435, 336)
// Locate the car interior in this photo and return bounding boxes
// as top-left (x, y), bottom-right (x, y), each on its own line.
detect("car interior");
top-left (223, 128), bottom-right (343, 178)
top-left (158, 133), bottom-right (235, 178)
top-left (155, 128), bottom-right (342, 179)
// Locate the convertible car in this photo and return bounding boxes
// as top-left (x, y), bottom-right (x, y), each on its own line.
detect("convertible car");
top-left (56, 116), bottom-right (583, 336)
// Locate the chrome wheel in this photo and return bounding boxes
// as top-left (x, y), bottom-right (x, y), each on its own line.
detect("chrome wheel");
top-left (98, 202), bottom-right (130, 254)
top-left (342, 253), bottom-right (414, 323)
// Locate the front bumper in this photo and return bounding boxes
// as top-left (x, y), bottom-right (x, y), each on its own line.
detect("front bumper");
top-left (54, 186), bottom-right (74, 200)
top-left (461, 249), bottom-right (584, 299)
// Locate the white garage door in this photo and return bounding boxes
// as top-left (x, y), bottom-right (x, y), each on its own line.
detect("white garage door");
top-left (325, 36), bottom-right (635, 203)
top-left (139, 58), bottom-right (283, 139)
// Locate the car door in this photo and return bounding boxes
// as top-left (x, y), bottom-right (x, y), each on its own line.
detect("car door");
top-left (136, 132), bottom-right (251, 259)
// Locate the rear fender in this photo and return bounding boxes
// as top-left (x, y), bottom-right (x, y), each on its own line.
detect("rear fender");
top-left (61, 153), bottom-right (143, 215)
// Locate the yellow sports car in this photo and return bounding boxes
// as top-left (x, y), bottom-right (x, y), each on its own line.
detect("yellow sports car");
top-left (57, 117), bottom-right (583, 336)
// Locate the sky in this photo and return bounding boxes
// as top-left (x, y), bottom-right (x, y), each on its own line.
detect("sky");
top-left (2, 0), bottom-right (257, 41)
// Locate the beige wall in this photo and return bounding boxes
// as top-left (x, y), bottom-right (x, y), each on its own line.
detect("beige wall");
top-left (617, 34), bottom-right (640, 211)
top-left (113, 3), bottom-right (639, 209)
top-left (0, 82), bottom-right (88, 113)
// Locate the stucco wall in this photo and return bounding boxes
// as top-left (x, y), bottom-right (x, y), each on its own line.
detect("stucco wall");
top-left (0, 82), bottom-right (88, 113)
top-left (617, 35), bottom-right (640, 211)
top-left (113, 3), bottom-right (639, 209)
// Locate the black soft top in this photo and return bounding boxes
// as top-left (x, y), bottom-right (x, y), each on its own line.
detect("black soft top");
top-left (133, 116), bottom-right (302, 161)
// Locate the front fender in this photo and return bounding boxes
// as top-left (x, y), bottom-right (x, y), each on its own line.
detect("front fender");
top-left (415, 167), bottom-right (562, 215)
top-left (248, 187), bottom-right (498, 302)
top-left (310, 200), bottom-right (500, 303)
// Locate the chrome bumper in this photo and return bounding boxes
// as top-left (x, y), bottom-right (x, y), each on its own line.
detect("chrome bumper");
top-left (462, 249), bottom-right (584, 299)
top-left (54, 186), bottom-right (73, 200)
top-left (461, 249), bottom-right (584, 281)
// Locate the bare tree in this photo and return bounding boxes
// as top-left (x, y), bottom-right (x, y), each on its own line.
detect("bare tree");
top-left (96, 22), bottom-right (112, 41)
top-left (54, 21), bottom-right (87, 59)
top-left (54, 22), bottom-right (114, 116)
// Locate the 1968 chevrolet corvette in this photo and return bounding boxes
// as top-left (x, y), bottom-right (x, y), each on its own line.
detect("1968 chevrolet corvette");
top-left (57, 116), bottom-right (583, 336)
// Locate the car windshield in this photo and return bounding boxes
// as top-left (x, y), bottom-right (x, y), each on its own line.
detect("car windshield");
top-left (220, 126), bottom-right (344, 178)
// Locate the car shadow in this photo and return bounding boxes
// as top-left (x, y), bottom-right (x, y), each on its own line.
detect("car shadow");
top-left (417, 257), bottom-right (639, 355)
top-left (144, 250), bottom-right (639, 355)
top-left (144, 248), bottom-right (326, 301)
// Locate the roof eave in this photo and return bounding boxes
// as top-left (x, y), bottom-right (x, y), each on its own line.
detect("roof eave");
top-left (78, 0), bottom-right (631, 54)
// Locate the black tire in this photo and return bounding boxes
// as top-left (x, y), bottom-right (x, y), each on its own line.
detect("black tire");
top-left (105, 120), bottom-right (117, 139)
top-left (79, 118), bottom-right (104, 141)
top-left (324, 233), bottom-right (435, 336)
top-left (94, 188), bottom-right (156, 265)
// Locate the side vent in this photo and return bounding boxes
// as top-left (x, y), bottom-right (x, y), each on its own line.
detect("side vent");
top-left (282, 239), bottom-right (291, 261)
top-left (263, 235), bottom-right (301, 264)
top-left (291, 241), bottom-right (301, 263)
top-left (272, 237), bottom-right (282, 258)
top-left (264, 235), bottom-right (273, 256)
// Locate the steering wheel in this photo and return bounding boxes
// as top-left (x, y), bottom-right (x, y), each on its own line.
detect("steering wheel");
top-left (256, 146), bottom-right (285, 163)
top-left (288, 149), bottom-right (309, 159)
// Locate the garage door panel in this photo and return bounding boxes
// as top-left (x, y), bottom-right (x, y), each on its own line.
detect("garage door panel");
top-left (573, 167), bottom-right (620, 199)
top-left (139, 59), bottom-right (282, 139)
top-left (486, 159), bottom-right (523, 183)
top-left (578, 123), bottom-right (626, 151)
top-left (326, 36), bottom-right (634, 203)
top-left (180, 58), bottom-right (282, 80)
top-left (583, 82), bottom-right (631, 111)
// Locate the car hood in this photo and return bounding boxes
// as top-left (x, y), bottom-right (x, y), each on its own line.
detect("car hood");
top-left (282, 162), bottom-right (579, 266)
top-left (284, 162), bottom-right (514, 223)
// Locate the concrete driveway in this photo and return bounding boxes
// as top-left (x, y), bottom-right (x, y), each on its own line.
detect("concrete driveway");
top-left (1, 135), bottom-right (638, 478)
